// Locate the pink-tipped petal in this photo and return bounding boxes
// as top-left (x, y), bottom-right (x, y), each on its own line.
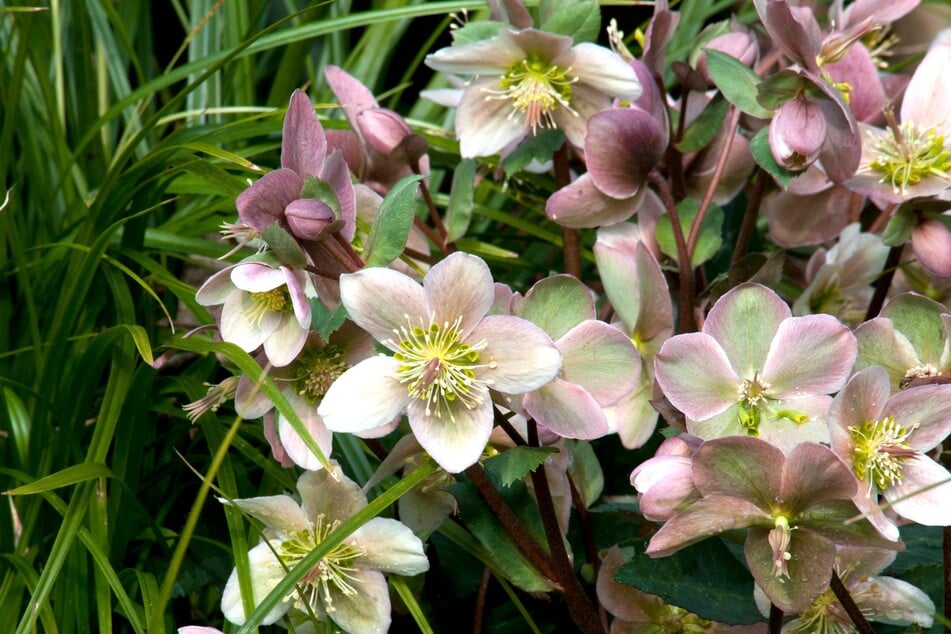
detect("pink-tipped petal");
top-left (424, 252), bottom-right (495, 337)
top-left (522, 379), bottom-right (610, 440)
top-left (762, 314), bottom-right (856, 397)
top-left (703, 283), bottom-right (789, 377)
top-left (585, 108), bottom-right (665, 199)
top-left (654, 332), bottom-right (741, 421)
top-left (282, 90), bottom-right (327, 178)
top-left (339, 267), bottom-right (427, 347)
top-left (471, 315), bottom-right (562, 394)
top-left (318, 355), bottom-right (412, 433)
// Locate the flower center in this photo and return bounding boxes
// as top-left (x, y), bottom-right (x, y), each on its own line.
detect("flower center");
top-left (768, 515), bottom-right (794, 580)
top-left (736, 376), bottom-right (772, 436)
top-left (900, 363), bottom-right (941, 389)
top-left (484, 57), bottom-right (577, 133)
top-left (792, 585), bottom-right (848, 633)
top-left (280, 514), bottom-right (364, 614)
top-left (246, 288), bottom-right (292, 325)
top-left (868, 113), bottom-right (951, 196)
top-left (391, 316), bottom-right (492, 420)
top-left (291, 345), bottom-right (349, 403)
top-left (849, 416), bottom-right (917, 492)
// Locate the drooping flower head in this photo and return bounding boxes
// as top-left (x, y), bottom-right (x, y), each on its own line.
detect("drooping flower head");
top-left (318, 252), bottom-right (562, 472)
top-left (425, 28), bottom-right (640, 157)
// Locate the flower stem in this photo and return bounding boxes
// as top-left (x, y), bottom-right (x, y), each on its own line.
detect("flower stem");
top-left (418, 178), bottom-right (455, 253)
top-left (768, 603), bottom-right (783, 633)
top-left (863, 244), bottom-right (903, 321)
top-left (687, 106), bottom-right (740, 257)
top-left (649, 168), bottom-right (696, 332)
top-left (830, 570), bottom-right (875, 634)
top-left (730, 168), bottom-right (769, 268)
top-left (554, 143), bottom-right (581, 279)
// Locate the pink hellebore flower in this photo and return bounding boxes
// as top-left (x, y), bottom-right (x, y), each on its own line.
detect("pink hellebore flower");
top-left (424, 29), bottom-right (641, 158)
top-left (195, 260), bottom-right (312, 367)
top-left (654, 283), bottom-right (856, 450)
top-left (317, 252), bottom-right (562, 473)
top-left (828, 365), bottom-right (951, 534)
top-left (236, 90), bottom-right (356, 243)
top-left (646, 436), bottom-right (901, 614)
top-left (630, 433), bottom-right (702, 522)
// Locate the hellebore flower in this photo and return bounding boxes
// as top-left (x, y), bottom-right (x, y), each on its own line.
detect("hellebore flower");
top-left (317, 252), bottom-right (562, 473)
top-left (654, 283), bottom-right (856, 450)
top-left (792, 222), bottom-right (889, 326)
top-left (854, 292), bottom-right (951, 390)
top-left (323, 65), bottom-right (430, 195)
top-left (630, 433), bottom-right (702, 522)
top-left (754, 545), bottom-right (934, 633)
top-left (221, 465), bottom-right (429, 633)
top-left (769, 97), bottom-right (827, 171)
top-left (828, 365), bottom-right (951, 531)
top-left (848, 29), bottom-right (951, 202)
top-left (646, 436), bottom-right (901, 614)
top-left (236, 90), bottom-right (356, 243)
top-left (195, 259), bottom-right (312, 367)
top-left (424, 28), bottom-right (640, 158)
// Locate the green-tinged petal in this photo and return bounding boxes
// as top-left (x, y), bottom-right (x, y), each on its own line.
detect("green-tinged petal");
top-left (692, 436), bottom-right (782, 507)
top-left (472, 315), bottom-right (562, 394)
top-left (522, 378), bottom-right (610, 439)
top-left (780, 442), bottom-right (856, 512)
top-left (298, 464), bottom-right (367, 524)
top-left (327, 567), bottom-right (391, 634)
top-left (558, 320), bottom-right (640, 404)
top-left (318, 356), bottom-right (411, 434)
top-left (799, 499), bottom-right (902, 549)
top-left (424, 252), bottom-right (494, 337)
top-left (654, 332), bottom-right (741, 421)
top-left (350, 517), bottom-right (429, 575)
top-left (854, 317), bottom-right (920, 389)
top-left (514, 275), bottom-right (594, 341)
top-left (757, 394), bottom-right (831, 452)
top-left (546, 173), bottom-right (645, 228)
top-left (339, 267), bottom-right (427, 348)
top-left (276, 392), bottom-right (333, 471)
top-left (761, 314), bottom-right (856, 398)
top-left (828, 366), bottom-right (890, 440)
top-left (703, 283), bottom-right (789, 378)
top-left (884, 455), bottom-right (951, 525)
top-left (408, 396), bottom-right (493, 473)
top-left (745, 526), bottom-right (835, 614)
top-left (226, 494), bottom-right (311, 534)
top-left (859, 575), bottom-right (935, 627)
top-left (221, 542), bottom-right (293, 625)
top-left (605, 378), bottom-right (659, 449)
top-left (645, 495), bottom-right (768, 557)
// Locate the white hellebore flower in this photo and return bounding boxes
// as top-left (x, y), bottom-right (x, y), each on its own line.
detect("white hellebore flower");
top-left (221, 465), bottom-right (429, 633)
top-left (196, 259), bottom-right (313, 367)
top-left (318, 252), bottom-right (562, 473)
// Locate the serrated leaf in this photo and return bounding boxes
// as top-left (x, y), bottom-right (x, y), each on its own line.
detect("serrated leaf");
top-left (886, 524), bottom-right (942, 575)
top-left (882, 207), bottom-right (915, 246)
top-left (5, 462), bottom-right (114, 495)
top-left (451, 20), bottom-right (505, 45)
top-left (655, 198), bottom-right (724, 267)
top-left (446, 158), bottom-right (476, 243)
top-left (502, 128), bottom-right (564, 176)
top-left (615, 539), bottom-right (763, 624)
top-left (310, 299), bottom-right (348, 341)
top-left (704, 49), bottom-right (772, 119)
top-left (749, 127), bottom-right (798, 190)
top-left (261, 223), bottom-right (308, 269)
top-left (540, 1), bottom-right (601, 42)
top-left (363, 174), bottom-right (424, 268)
top-left (484, 446), bottom-right (557, 487)
top-left (300, 175), bottom-right (340, 215)
top-left (675, 95), bottom-right (728, 153)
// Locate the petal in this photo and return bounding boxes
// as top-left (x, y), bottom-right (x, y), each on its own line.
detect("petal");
top-left (324, 65), bottom-right (379, 130)
top-left (220, 291), bottom-right (277, 352)
top-left (780, 442), bottom-right (857, 511)
top-left (561, 43), bottom-right (642, 100)
top-left (424, 252), bottom-right (494, 337)
top-left (454, 79), bottom-right (527, 158)
top-left (885, 456), bottom-right (951, 525)
top-left (761, 314), bottom-right (856, 397)
top-left (815, 80), bottom-right (862, 183)
top-left (282, 89), bottom-right (327, 177)
top-left (766, 182), bottom-right (852, 247)
top-left (745, 526), bottom-right (834, 614)
top-left (854, 318), bottom-right (921, 388)
top-left (195, 266), bottom-right (236, 306)
top-left (298, 466), bottom-right (367, 524)
top-left (408, 395), bottom-right (493, 473)
top-left (235, 169), bottom-right (302, 232)
top-left (546, 173), bottom-right (644, 228)
top-left (262, 314), bottom-right (308, 367)
top-left (692, 436), bottom-right (783, 506)
top-left (221, 542), bottom-right (292, 626)
top-left (859, 575), bottom-right (935, 627)
top-left (470, 315), bottom-right (562, 394)
top-left (653, 332), bottom-right (741, 421)
top-left (424, 35), bottom-right (524, 74)
top-left (522, 379), bottom-right (610, 439)
top-left (585, 108), bottom-right (665, 199)
top-left (349, 517), bottom-right (429, 575)
top-left (703, 283), bottom-right (789, 378)
top-left (758, 394), bottom-right (832, 452)
top-left (318, 355), bottom-right (412, 433)
top-left (912, 218), bottom-right (951, 277)
top-left (283, 267), bottom-right (311, 328)
top-left (885, 384), bottom-right (951, 450)
top-left (645, 495), bottom-right (768, 557)
top-left (604, 379), bottom-right (659, 449)
top-left (276, 393), bottom-right (333, 471)
top-left (228, 494), bottom-right (311, 534)
top-left (557, 320), bottom-right (640, 404)
top-left (319, 149), bottom-right (358, 242)
top-left (230, 262), bottom-right (286, 292)
top-left (502, 28), bottom-right (573, 63)
top-left (327, 568), bottom-right (391, 634)
top-left (339, 267), bottom-right (427, 347)
top-left (357, 108), bottom-right (413, 156)
top-left (901, 34), bottom-right (951, 134)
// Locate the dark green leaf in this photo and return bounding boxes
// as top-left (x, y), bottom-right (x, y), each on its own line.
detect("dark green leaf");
top-left (655, 198), bottom-right (724, 267)
top-left (261, 223), bottom-right (308, 268)
top-left (363, 174), bottom-right (424, 268)
top-left (5, 463), bottom-right (114, 495)
top-left (502, 129), bottom-right (564, 176)
top-left (300, 175), bottom-right (340, 214)
top-left (451, 20), bottom-right (505, 45)
top-left (446, 158), bottom-right (477, 242)
top-left (756, 70), bottom-right (806, 110)
top-left (882, 207), bottom-right (916, 246)
top-left (615, 538), bottom-right (763, 624)
top-left (704, 49), bottom-right (772, 119)
top-left (540, 1), bottom-right (600, 43)
top-left (310, 299), bottom-right (348, 341)
top-left (749, 127), bottom-right (798, 190)
top-left (484, 446), bottom-right (558, 487)
top-left (887, 524), bottom-right (942, 575)
top-left (675, 94), bottom-right (728, 153)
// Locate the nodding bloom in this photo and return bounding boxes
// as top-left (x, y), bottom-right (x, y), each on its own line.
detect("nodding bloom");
top-left (425, 28), bottom-right (640, 158)
top-left (317, 252), bottom-right (562, 473)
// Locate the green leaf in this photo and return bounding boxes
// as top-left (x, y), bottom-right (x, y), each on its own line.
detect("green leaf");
top-left (565, 440), bottom-right (603, 507)
top-left (300, 175), bottom-right (340, 215)
top-left (540, 1), bottom-right (601, 43)
top-left (704, 49), bottom-right (772, 119)
top-left (452, 237), bottom-right (519, 260)
top-left (749, 127), bottom-right (798, 190)
top-left (310, 299), bottom-right (348, 342)
top-left (1, 388), bottom-right (31, 466)
top-left (655, 198), bottom-right (724, 267)
top-left (882, 206), bottom-right (915, 246)
top-left (451, 20), bottom-right (505, 45)
top-left (502, 129), bottom-right (564, 177)
top-left (446, 158), bottom-right (476, 243)
top-left (484, 446), bottom-right (558, 487)
top-left (117, 324), bottom-right (154, 365)
top-left (756, 70), bottom-right (806, 110)
top-left (887, 524), bottom-right (942, 575)
top-left (261, 223), bottom-right (308, 269)
top-left (5, 462), bottom-right (114, 495)
top-left (615, 538), bottom-right (763, 624)
top-left (363, 174), bottom-right (425, 268)
top-left (675, 94), bottom-right (729, 153)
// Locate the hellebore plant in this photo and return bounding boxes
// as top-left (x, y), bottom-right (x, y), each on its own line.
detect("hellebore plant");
top-left (654, 283), bottom-right (856, 450)
top-left (645, 436), bottom-right (901, 614)
top-left (318, 252), bottom-right (562, 473)
top-left (221, 465), bottom-right (428, 633)
top-left (425, 27), bottom-right (641, 157)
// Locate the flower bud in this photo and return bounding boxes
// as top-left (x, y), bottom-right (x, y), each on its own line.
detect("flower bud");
top-left (768, 97), bottom-right (826, 170)
top-left (284, 198), bottom-right (342, 241)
